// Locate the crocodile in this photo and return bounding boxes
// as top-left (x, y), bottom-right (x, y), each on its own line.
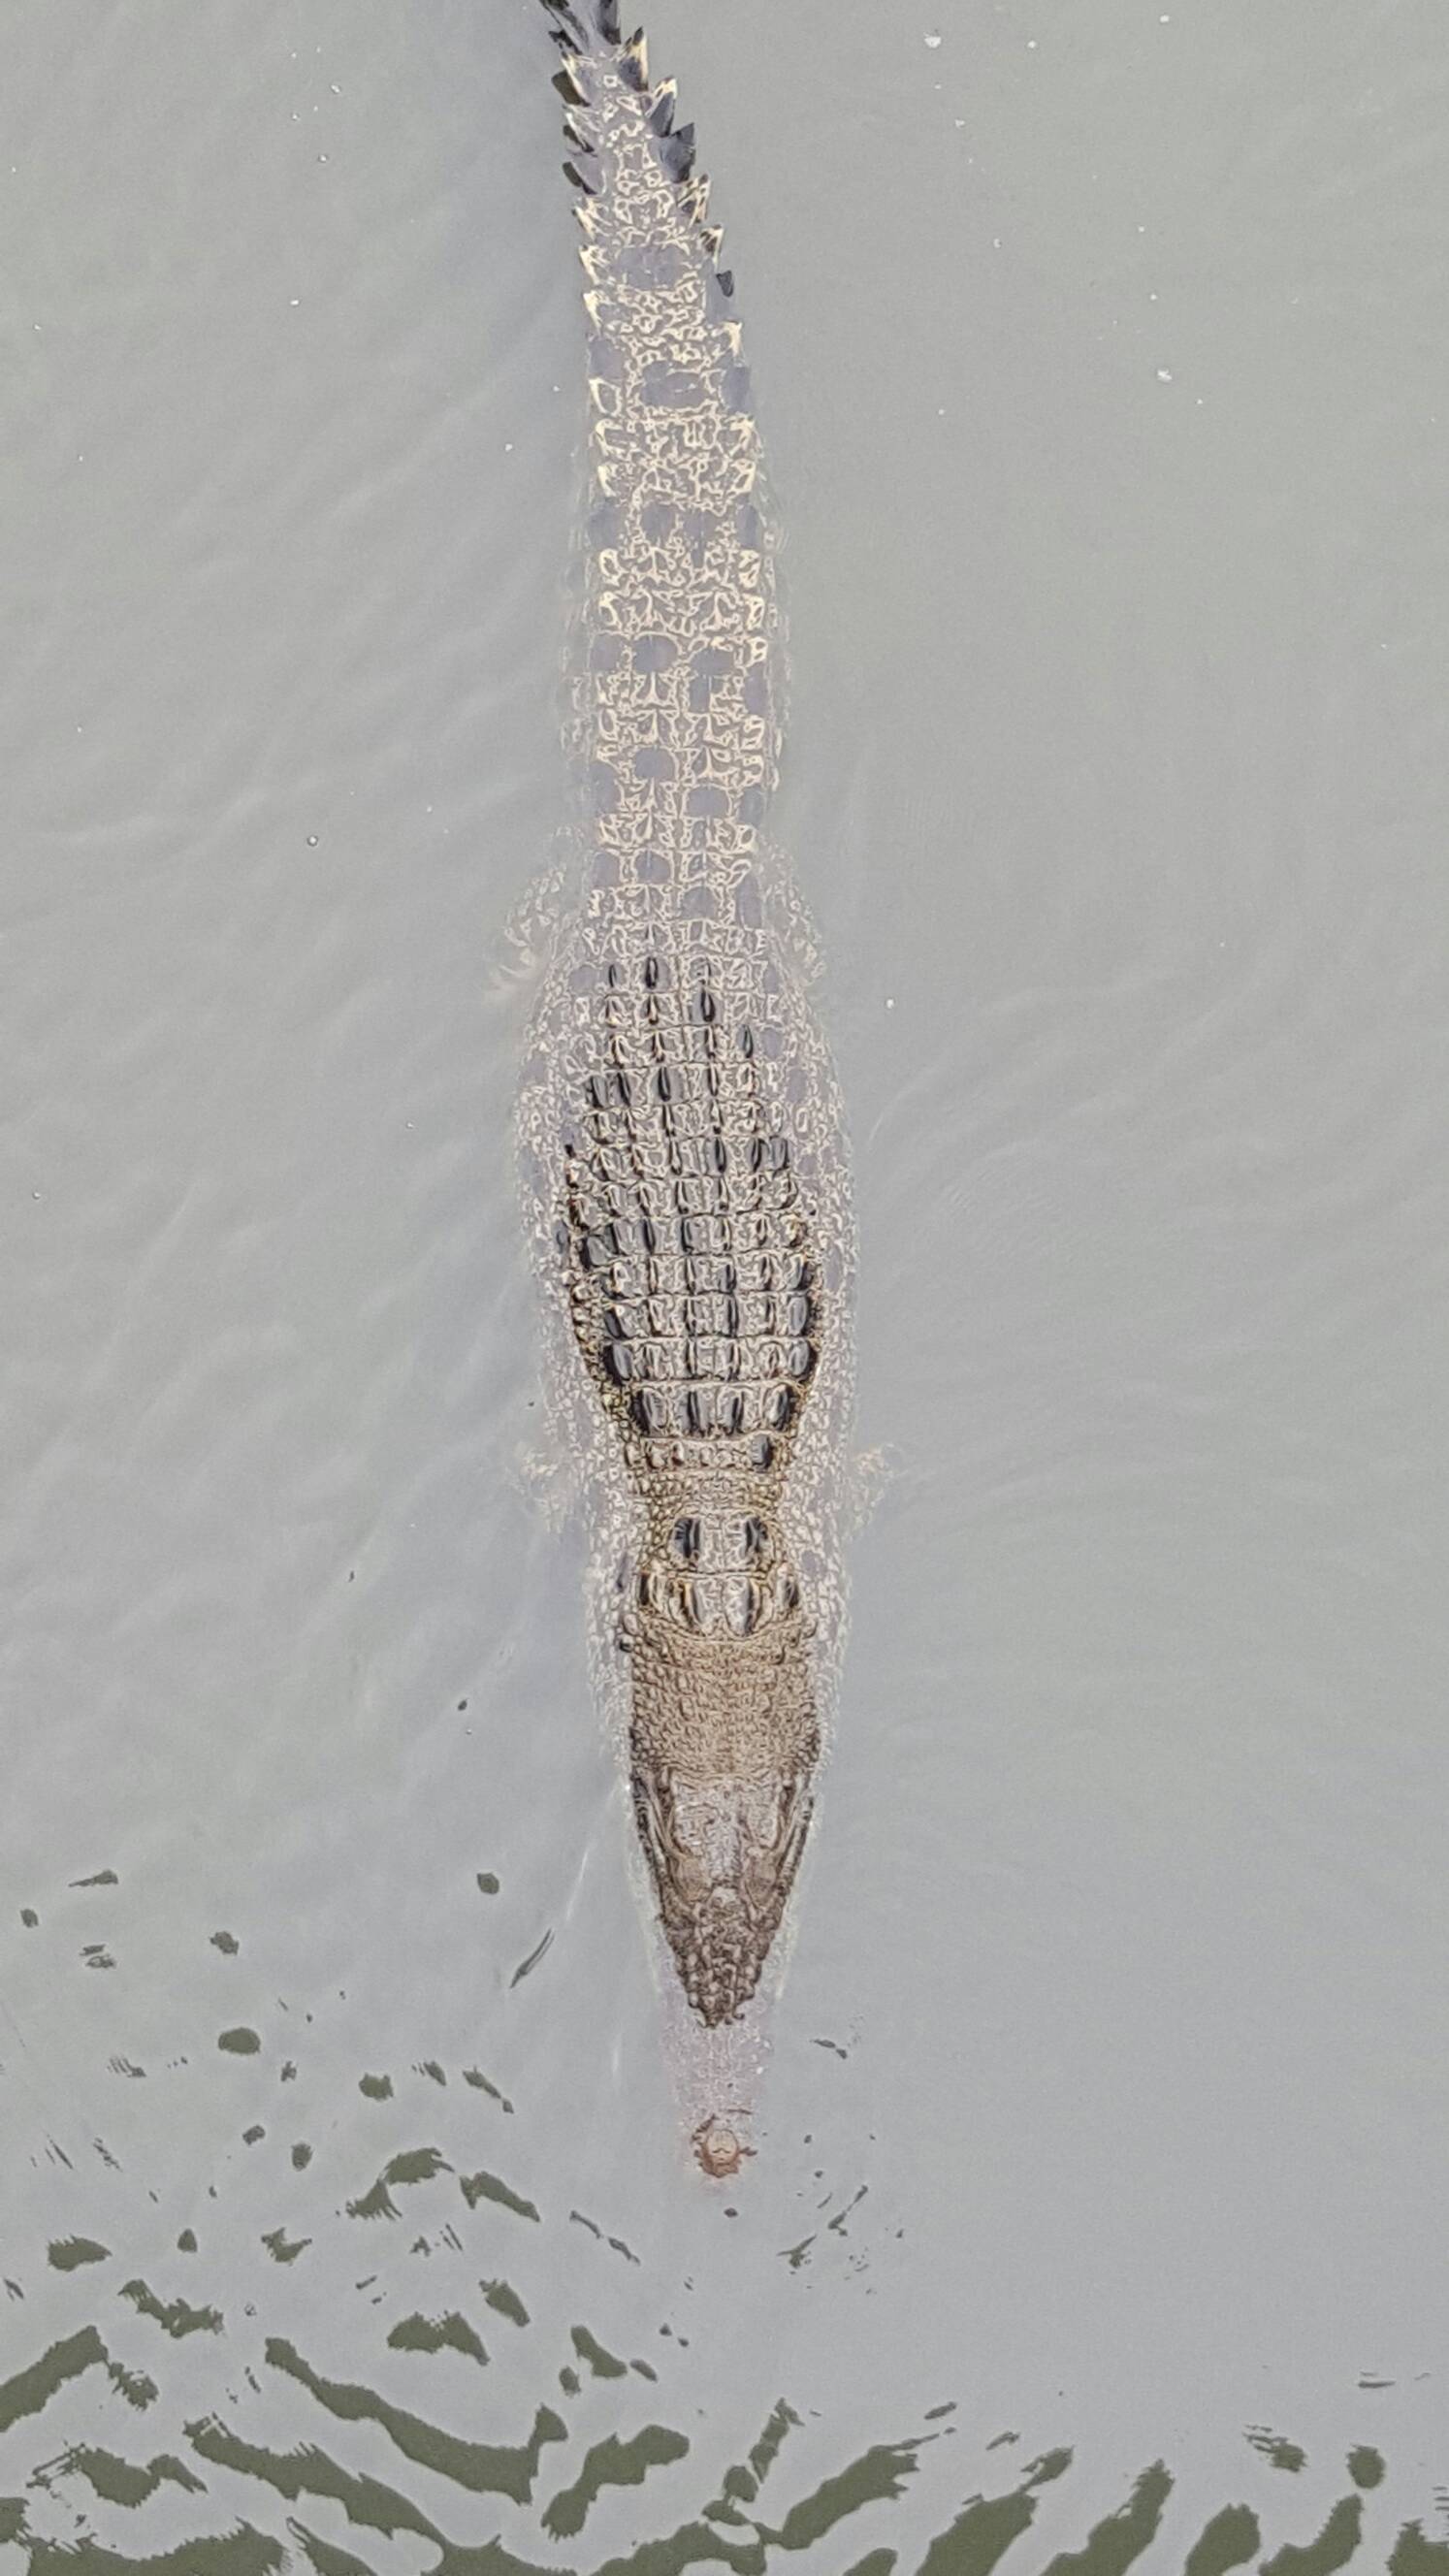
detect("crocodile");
top-left (517, 0), bottom-right (854, 2164)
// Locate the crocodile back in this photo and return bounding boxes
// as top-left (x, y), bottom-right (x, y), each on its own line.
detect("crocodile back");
top-left (558, 930), bottom-right (818, 1632)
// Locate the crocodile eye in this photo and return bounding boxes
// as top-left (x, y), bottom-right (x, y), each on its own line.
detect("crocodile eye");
top-left (742, 1851), bottom-right (776, 1905)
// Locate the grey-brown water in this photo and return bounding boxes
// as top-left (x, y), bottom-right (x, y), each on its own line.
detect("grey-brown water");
top-left (3, 0), bottom-right (1448, 2567)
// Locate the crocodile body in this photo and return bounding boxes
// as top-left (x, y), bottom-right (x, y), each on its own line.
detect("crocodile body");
top-left (518, 0), bottom-right (853, 2144)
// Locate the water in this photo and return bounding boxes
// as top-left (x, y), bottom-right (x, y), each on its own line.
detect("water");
top-left (3, 0), bottom-right (1448, 2564)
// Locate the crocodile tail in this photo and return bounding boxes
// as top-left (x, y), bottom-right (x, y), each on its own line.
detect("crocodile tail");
top-left (538, 1), bottom-right (734, 299)
top-left (536, 0), bottom-right (783, 878)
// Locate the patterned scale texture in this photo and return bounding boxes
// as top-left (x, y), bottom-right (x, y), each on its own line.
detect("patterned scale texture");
top-left (556, 937), bottom-right (820, 1643)
top-left (519, 0), bottom-right (854, 2121)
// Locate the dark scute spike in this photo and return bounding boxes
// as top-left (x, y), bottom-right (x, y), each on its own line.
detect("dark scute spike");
top-left (553, 62), bottom-right (588, 105)
top-left (596, 0), bottom-right (622, 41)
top-left (716, 267), bottom-right (734, 298)
top-left (662, 130), bottom-right (695, 183)
top-left (563, 158), bottom-right (598, 195)
top-left (649, 91), bottom-right (674, 136)
top-left (542, 1), bottom-right (587, 52)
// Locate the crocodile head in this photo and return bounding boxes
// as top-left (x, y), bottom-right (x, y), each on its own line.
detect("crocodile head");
top-left (632, 1760), bottom-right (816, 2024)
top-left (628, 1613), bottom-right (819, 2025)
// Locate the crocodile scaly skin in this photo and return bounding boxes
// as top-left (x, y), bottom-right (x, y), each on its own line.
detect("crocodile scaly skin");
top-left (518, 0), bottom-right (854, 2153)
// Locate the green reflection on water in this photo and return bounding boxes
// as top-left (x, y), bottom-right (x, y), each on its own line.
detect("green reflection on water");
top-left (916, 2444), bottom-right (1071, 2575)
top-left (387, 2309), bottom-right (491, 2367)
top-left (345, 2144), bottom-right (452, 2220)
top-left (45, 2239), bottom-right (111, 2275)
top-left (543, 2427), bottom-right (692, 2540)
top-left (289, 2524), bottom-right (379, 2576)
top-left (5, 1895), bottom-right (1448, 2576)
top-left (481, 2278), bottom-right (531, 2328)
top-left (1181, 2502), bottom-right (1261, 2575)
top-left (1038, 2461), bottom-right (1173, 2572)
top-left (119, 2278), bottom-right (222, 2339)
top-left (758, 2440), bottom-right (925, 2555)
top-left (572, 2325), bottom-right (629, 2381)
top-left (1259, 2493), bottom-right (1363, 2575)
top-left (184, 2412), bottom-right (437, 2552)
top-left (459, 2169), bottom-right (540, 2224)
top-left (0, 2328), bottom-right (107, 2436)
top-left (1391, 2528), bottom-right (1449, 2572)
top-left (266, 2336), bottom-right (567, 2501)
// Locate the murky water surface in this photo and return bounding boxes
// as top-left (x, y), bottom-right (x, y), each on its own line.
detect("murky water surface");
top-left (4, 0), bottom-right (1448, 2566)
